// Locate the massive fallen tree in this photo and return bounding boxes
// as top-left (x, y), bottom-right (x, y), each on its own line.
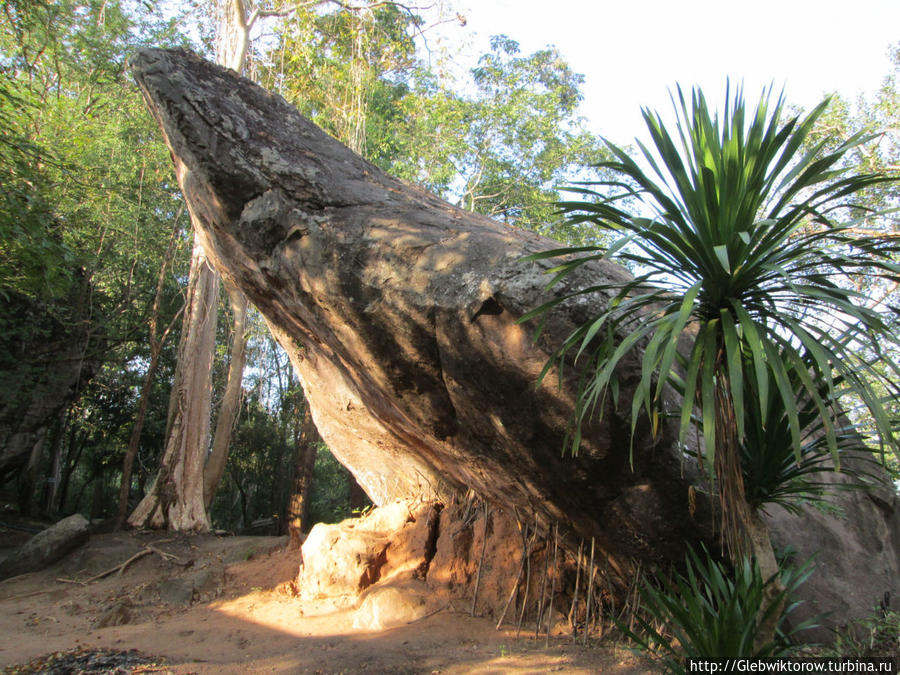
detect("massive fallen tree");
top-left (129, 48), bottom-right (900, 629)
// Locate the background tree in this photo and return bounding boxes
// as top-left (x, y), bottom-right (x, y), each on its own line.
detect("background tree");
top-left (0, 0), bottom-right (188, 514)
top-left (0, 0), bottom-right (617, 535)
top-left (127, 0), bottom-right (260, 531)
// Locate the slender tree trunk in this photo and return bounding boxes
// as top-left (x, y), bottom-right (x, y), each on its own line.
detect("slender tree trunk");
top-left (116, 350), bottom-right (162, 524)
top-left (712, 369), bottom-right (784, 652)
top-left (44, 407), bottom-right (68, 514)
top-left (125, 0), bottom-right (254, 531)
top-left (57, 427), bottom-right (86, 514)
top-left (116, 217), bottom-right (183, 527)
top-left (128, 242), bottom-right (218, 531)
top-left (17, 429), bottom-right (47, 516)
top-left (90, 467), bottom-right (105, 521)
top-left (204, 282), bottom-right (249, 508)
top-left (286, 403), bottom-right (319, 547)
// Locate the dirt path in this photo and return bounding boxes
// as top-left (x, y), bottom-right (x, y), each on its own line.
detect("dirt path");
top-left (0, 532), bottom-right (655, 673)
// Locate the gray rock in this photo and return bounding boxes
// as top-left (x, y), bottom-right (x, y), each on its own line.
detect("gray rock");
top-left (0, 513), bottom-right (89, 580)
top-left (157, 577), bottom-right (194, 606)
top-left (128, 46), bottom-right (700, 577)
top-left (128, 48), bottom-right (900, 634)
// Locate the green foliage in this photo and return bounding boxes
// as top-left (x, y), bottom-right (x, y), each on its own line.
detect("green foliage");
top-left (398, 35), bottom-right (610, 240)
top-left (820, 607), bottom-right (900, 662)
top-left (306, 448), bottom-right (353, 525)
top-left (622, 547), bottom-right (815, 670)
top-left (0, 0), bottom-right (192, 517)
top-left (208, 392), bottom-right (294, 530)
top-left (270, 3), bottom-right (419, 155)
top-left (0, 0), bottom-right (188, 317)
top-left (738, 356), bottom-right (881, 513)
top-left (524, 86), bottom-right (900, 475)
top-left (267, 11), bottom-right (607, 242)
top-left (803, 45), bottom-right (900, 482)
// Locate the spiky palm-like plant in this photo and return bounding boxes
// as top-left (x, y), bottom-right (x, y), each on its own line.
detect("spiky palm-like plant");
top-left (524, 85), bottom-right (900, 644)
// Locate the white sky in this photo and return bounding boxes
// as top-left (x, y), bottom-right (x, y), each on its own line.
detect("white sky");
top-left (439, 0), bottom-right (900, 144)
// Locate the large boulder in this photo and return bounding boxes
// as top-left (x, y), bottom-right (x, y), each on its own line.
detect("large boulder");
top-left (129, 47), bottom-right (699, 579)
top-left (128, 48), bottom-right (900, 631)
top-left (0, 513), bottom-right (90, 579)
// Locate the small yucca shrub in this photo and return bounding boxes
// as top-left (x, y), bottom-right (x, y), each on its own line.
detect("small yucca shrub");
top-left (620, 546), bottom-right (815, 673)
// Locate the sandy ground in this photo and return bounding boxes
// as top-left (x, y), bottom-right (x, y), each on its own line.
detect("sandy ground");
top-left (0, 530), bottom-right (656, 674)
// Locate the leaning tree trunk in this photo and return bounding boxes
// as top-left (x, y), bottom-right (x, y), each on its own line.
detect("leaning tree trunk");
top-left (128, 242), bottom-right (218, 531)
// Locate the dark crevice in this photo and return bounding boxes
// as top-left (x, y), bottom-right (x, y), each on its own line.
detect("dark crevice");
top-left (417, 502), bottom-right (444, 580)
top-left (470, 296), bottom-right (503, 323)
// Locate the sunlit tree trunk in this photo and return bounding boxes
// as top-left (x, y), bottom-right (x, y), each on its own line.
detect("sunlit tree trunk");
top-left (204, 282), bottom-right (248, 508)
top-left (127, 0), bottom-right (254, 530)
top-left (128, 242), bottom-right (218, 530)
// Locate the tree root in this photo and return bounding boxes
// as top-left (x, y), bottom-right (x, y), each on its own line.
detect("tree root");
top-left (57, 538), bottom-right (185, 585)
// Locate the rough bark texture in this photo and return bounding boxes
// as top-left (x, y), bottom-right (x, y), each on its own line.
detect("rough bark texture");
top-left (204, 281), bottom-right (249, 508)
top-left (129, 49), bottom-right (900, 628)
top-left (128, 242), bottom-right (217, 532)
top-left (130, 48), bottom-right (700, 577)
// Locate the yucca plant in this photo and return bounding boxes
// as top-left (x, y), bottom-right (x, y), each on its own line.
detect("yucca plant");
top-left (621, 546), bottom-right (816, 674)
top-left (522, 85), bottom-right (900, 646)
top-left (737, 356), bottom-right (882, 513)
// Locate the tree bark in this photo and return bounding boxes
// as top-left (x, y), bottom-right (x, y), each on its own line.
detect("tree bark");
top-left (126, 0), bottom-right (257, 531)
top-left (286, 402), bottom-right (319, 547)
top-left (204, 281), bottom-right (249, 508)
top-left (128, 47), bottom-right (693, 572)
top-left (127, 242), bottom-right (218, 531)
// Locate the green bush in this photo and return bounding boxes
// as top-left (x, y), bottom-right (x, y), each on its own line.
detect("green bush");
top-left (821, 606), bottom-right (899, 663)
top-left (621, 546), bottom-right (815, 672)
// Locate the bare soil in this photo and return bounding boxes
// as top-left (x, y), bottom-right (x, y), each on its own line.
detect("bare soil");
top-left (0, 529), bottom-right (656, 674)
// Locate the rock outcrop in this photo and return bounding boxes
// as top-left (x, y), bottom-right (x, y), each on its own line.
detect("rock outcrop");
top-left (0, 513), bottom-right (90, 580)
top-left (129, 48), bottom-right (900, 632)
top-left (128, 47), bottom-right (701, 579)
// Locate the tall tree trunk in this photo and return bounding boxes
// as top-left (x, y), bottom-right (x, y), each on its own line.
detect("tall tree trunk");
top-left (44, 407), bottom-right (69, 514)
top-left (286, 402), bottom-right (319, 548)
top-left (128, 242), bottom-right (218, 531)
top-left (712, 369), bottom-right (785, 652)
top-left (56, 426), bottom-right (86, 515)
top-left (17, 429), bottom-right (47, 516)
top-left (90, 466), bottom-right (106, 521)
top-left (204, 282), bottom-right (249, 508)
top-left (126, 0), bottom-right (256, 530)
